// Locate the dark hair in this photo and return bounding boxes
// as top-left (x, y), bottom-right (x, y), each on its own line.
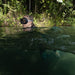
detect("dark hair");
top-left (20, 18), bottom-right (28, 24)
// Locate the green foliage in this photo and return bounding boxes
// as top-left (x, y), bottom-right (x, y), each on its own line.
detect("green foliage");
top-left (0, 0), bottom-right (75, 26)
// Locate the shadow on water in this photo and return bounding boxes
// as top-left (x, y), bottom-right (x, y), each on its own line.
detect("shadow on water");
top-left (0, 26), bottom-right (75, 75)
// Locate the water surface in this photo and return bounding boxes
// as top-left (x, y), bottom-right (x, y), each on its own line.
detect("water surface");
top-left (0, 26), bottom-right (75, 75)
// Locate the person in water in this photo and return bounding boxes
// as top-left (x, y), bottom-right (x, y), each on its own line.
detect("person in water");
top-left (20, 15), bottom-right (35, 31)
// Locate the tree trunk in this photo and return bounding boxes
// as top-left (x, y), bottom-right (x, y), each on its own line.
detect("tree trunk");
top-left (29, 0), bottom-right (31, 12)
top-left (73, 0), bottom-right (75, 10)
top-left (35, 0), bottom-right (37, 13)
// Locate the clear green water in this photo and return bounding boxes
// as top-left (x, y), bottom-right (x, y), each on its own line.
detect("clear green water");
top-left (0, 26), bottom-right (75, 75)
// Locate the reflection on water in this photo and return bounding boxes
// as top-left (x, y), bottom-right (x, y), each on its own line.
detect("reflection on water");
top-left (0, 26), bottom-right (75, 75)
